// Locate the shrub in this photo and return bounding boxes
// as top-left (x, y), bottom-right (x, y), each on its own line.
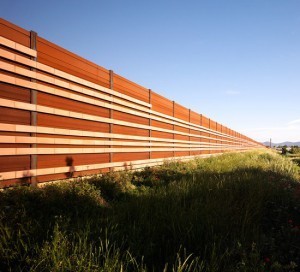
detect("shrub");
top-left (88, 170), bottom-right (135, 201)
top-left (1, 150), bottom-right (300, 271)
top-left (290, 146), bottom-right (300, 155)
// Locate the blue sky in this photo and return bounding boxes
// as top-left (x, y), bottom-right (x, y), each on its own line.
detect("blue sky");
top-left (1, 0), bottom-right (300, 143)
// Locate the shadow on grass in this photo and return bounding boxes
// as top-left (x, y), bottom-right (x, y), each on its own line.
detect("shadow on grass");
top-left (105, 167), bottom-right (300, 270)
top-left (1, 164), bottom-right (300, 271)
top-left (0, 181), bottom-right (110, 240)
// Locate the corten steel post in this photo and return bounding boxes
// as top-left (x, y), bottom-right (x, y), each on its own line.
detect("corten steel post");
top-left (30, 30), bottom-right (37, 186)
top-left (109, 70), bottom-right (114, 170)
top-left (235, 131), bottom-right (237, 148)
top-left (240, 133), bottom-right (242, 148)
top-left (219, 123), bottom-right (222, 151)
top-left (172, 101), bottom-right (175, 158)
top-left (221, 124), bottom-right (223, 153)
top-left (149, 89), bottom-right (152, 160)
top-left (208, 118), bottom-right (211, 154)
top-left (200, 114), bottom-right (203, 155)
top-left (189, 109), bottom-right (191, 157)
top-left (216, 122), bottom-right (219, 152)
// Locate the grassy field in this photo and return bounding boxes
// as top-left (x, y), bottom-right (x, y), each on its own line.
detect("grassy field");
top-left (287, 154), bottom-right (300, 167)
top-left (283, 146), bottom-right (300, 167)
top-left (0, 150), bottom-right (300, 271)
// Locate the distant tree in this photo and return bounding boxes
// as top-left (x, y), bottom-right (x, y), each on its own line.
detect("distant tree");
top-left (282, 146), bottom-right (287, 155)
top-left (290, 146), bottom-right (300, 154)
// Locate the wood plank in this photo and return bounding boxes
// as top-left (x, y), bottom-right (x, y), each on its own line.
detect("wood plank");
top-left (114, 73), bottom-right (149, 103)
top-left (0, 155), bottom-right (30, 172)
top-left (0, 18), bottom-right (30, 47)
top-left (37, 113), bottom-right (110, 132)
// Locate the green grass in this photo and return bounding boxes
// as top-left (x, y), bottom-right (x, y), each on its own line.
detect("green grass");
top-left (283, 151), bottom-right (300, 167)
top-left (0, 150), bottom-right (300, 271)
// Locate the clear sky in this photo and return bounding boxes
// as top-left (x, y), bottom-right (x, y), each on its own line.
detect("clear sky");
top-left (1, 0), bottom-right (300, 143)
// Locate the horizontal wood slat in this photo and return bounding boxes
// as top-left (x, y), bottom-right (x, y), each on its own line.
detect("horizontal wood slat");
top-left (0, 54), bottom-right (247, 142)
top-left (0, 36), bottom-right (36, 57)
top-left (0, 123), bottom-right (256, 148)
top-left (0, 94), bottom-right (259, 147)
top-left (0, 152), bottom-right (248, 182)
top-left (0, 20), bottom-right (264, 186)
top-left (0, 60), bottom-right (255, 145)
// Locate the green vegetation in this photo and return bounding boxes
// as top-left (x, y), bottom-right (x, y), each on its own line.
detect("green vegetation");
top-left (1, 151), bottom-right (300, 271)
top-left (280, 145), bottom-right (300, 166)
top-left (290, 146), bottom-right (300, 155)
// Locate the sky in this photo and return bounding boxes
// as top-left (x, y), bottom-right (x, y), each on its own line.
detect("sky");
top-left (1, 0), bottom-right (300, 143)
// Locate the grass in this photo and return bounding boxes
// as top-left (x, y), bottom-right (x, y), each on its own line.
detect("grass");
top-left (283, 149), bottom-right (300, 167)
top-left (0, 150), bottom-right (300, 271)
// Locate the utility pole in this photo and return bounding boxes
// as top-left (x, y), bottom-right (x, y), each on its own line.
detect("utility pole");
top-left (270, 138), bottom-right (272, 148)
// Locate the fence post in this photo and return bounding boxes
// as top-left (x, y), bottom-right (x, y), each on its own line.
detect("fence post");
top-left (208, 118), bottom-right (211, 154)
top-left (149, 89), bottom-right (152, 160)
top-left (200, 114), bottom-right (203, 155)
top-left (109, 70), bottom-right (114, 170)
top-left (234, 130), bottom-right (236, 148)
top-left (220, 124), bottom-right (223, 153)
top-left (216, 122), bottom-right (218, 152)
top-left (173, 101), bottom-right (175, 158)
top-left (189, 109), bottom-right (191, 157)
top-left (30, 30), bottom-right (37, 186)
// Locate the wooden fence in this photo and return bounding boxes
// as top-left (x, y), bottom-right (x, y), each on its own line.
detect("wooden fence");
top-left (0, 18), bottom-right (264, 187)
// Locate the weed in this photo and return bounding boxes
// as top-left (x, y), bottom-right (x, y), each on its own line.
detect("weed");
top-left (0, 150), bottom-right (299, 271)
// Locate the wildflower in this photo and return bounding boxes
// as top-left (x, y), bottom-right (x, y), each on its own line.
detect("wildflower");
top-left (288, 219), bottom-right (293, 224)
top-left (264, 257), bottom-right (271, 263)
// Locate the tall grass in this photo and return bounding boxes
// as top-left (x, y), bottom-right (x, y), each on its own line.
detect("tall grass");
top-left (0, 150), bottom-right (299, 271)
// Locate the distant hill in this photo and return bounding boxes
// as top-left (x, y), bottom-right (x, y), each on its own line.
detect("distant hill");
top-left (262, 141), bottom-right (300, 147)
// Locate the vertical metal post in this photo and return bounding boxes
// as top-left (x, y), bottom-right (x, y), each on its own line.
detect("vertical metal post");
top-left (240, 133), bottom-right (242, 148)
top-left (208, 118), bottom-right (211, 154)
top-left (149, 89), bottom-right (152, 160)
top-left (172, 101), bottom-right (175, 158)
top-left (200, 114), bottom-right (202, 155)
top-left (216, 122), bottom-right (218, 151)
top-left (189, 109), bottom-right (191, 157)
top-left (109, 70), bottom-right (114, 169)
top-left (30, 31), bottom-right (37, 186)
top-left (221, 124), bottom-right (223, 152)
